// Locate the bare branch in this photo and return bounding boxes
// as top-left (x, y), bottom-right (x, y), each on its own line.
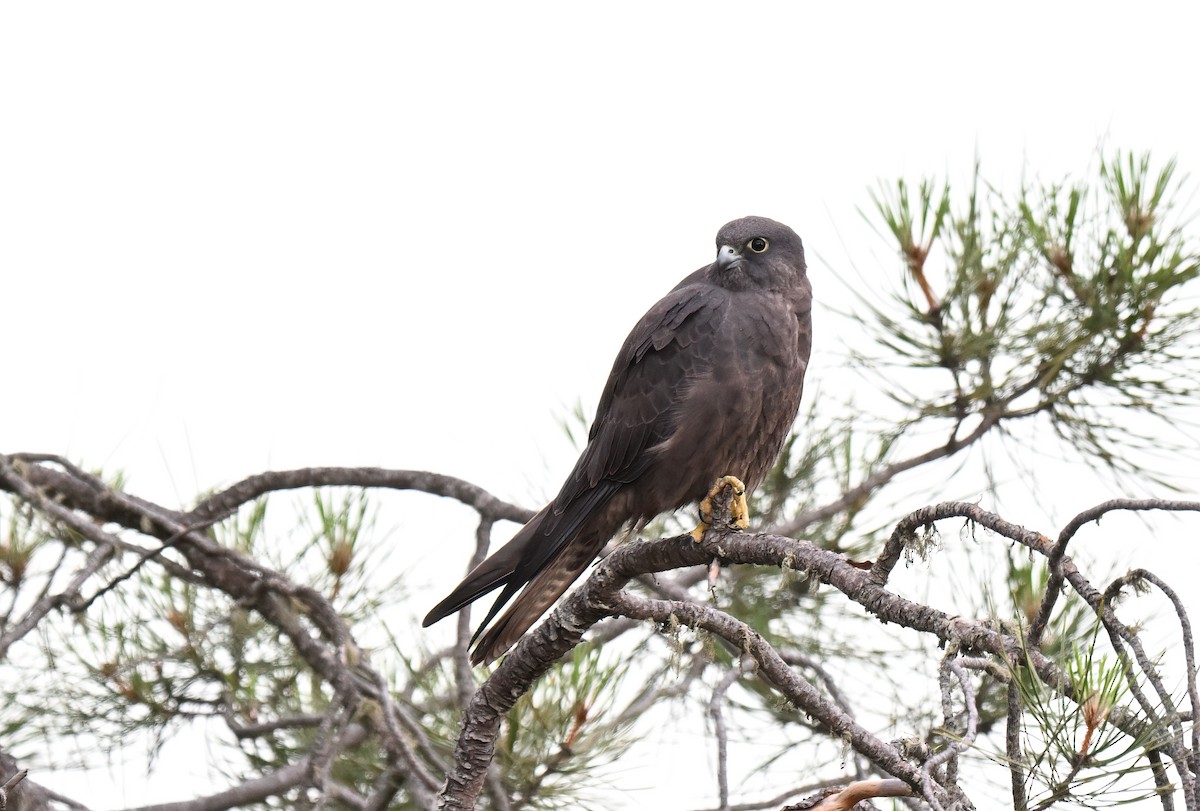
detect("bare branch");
top-left (187, 466), bottom-right (533, 526)
top-left (709, 655), bottom-right (751, 811)
top-left (121, 725), bottom-right (369, 811)
top-left (786, 778), bottom-right (914, 810)
top-left (609, 590), bottom-right (946, 801)
top-left (222, 710), bottom-right (325, 740)
top-left (779, 650), bottom-right (858, 720)
top-left (1031, 498), bottom-right (1200, 644)
top-left (922, 657), bottom-right (983, 811)
top-left (1127, 569), bottom-right (1200, 780)
top-left (1007, 680), bottom-right (1028, 811)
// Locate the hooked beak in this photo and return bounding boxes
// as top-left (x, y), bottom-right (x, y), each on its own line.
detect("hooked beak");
top-left (716, 244), bottom-right (744, 272)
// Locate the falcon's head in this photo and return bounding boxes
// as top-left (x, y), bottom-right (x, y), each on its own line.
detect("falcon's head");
top-left (712, 216), bottom-right (806, 292)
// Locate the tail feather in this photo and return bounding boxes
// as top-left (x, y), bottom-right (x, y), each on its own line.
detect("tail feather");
top-left (468, 538), bottom-right (602, 666)
top-left (421, 507), bottom-right (550, 628)
top-left (468, 580), bottom-right (521, 646)
top-left (424, 486), bottom-right (630, 665)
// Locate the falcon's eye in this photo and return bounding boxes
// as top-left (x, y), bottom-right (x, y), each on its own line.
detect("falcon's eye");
top-left (748, 237), bottom-right (769, 253)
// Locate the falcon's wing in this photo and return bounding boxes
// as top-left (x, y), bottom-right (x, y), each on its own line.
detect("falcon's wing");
top-left (512, 275), bottom-right (728, 577)
top-left (584, 277), bottom-right (726, 487)
top-left (422, 271), bottom-right (728, 641)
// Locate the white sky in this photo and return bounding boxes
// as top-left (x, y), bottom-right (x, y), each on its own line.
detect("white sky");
top-left (3, 2), bottom-right (1200, 808)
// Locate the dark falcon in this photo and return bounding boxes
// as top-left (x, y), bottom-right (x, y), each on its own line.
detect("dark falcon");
top-left (424, 216), bottom-right (813, 665)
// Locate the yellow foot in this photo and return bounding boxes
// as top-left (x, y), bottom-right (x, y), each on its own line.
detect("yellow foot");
top-left (690, 475), bottom-right (749, 542)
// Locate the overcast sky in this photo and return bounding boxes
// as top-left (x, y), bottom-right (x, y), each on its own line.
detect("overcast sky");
top-left (3, 2), bottom-right (1199, 807)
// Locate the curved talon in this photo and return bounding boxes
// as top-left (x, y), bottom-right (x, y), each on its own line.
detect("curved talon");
top-left (725, 476), bottom-right (749, 529)
top-left (691, 475), bottom-right (749, 542)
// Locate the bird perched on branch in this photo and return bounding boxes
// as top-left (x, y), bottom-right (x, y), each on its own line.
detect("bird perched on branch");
top-left (424, 216), bottom-right (813, 665)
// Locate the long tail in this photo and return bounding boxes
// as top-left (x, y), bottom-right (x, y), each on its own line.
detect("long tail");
top-left (421, 506), bottom-right (551, 628)
top-left (424, 484), bottom-right (625, 665)
top-left (468, 533), bottom-right (604, 665)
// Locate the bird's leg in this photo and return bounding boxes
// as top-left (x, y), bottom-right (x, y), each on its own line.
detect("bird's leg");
top-left (690, 475), bottom-right (749, 542)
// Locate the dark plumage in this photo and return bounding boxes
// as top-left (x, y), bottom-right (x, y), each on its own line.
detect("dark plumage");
top-left (423, 216), bottom-right (813, 665)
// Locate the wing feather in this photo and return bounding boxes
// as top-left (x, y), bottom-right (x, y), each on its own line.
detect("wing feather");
top-left (513, 281), bottom-right (727, 576)
top-left (424, 272), bottom-right (730, 651)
